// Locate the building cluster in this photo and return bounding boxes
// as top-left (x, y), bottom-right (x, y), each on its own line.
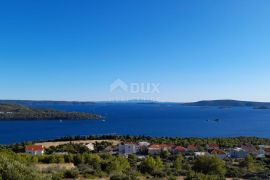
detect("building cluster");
top-left (25, 142), bottom-right (270, 160)
top-left (117, 142), bottom-right (270, 159)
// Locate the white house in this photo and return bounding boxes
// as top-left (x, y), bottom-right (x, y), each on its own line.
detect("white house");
top-left (85, 143), bottom-right (95, 151)
top-left (138, 142), bottom-right (150, 147)
top-left (118, 143), bottom-right (137, 155)
top-left (194, 152), bottom-right (207, 157)
top-left (230, 148), bottom-right (248, 159)
top-left (25, 145), bottom-right (44, 155)
top-left (258, 145), bottom-right (270, 158)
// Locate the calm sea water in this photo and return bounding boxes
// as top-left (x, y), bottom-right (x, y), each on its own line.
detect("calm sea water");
top-left (1, 103), bottom-right (270, 144)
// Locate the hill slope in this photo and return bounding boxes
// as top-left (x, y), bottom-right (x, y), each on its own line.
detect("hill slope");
top-left (0, 103), bottom-right (101, 120)
top-left (184, 100), bottom-right (270, 107)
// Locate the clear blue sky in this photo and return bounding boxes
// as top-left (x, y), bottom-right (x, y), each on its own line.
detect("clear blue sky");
top-left (0, 0), bottom-right (270, 102)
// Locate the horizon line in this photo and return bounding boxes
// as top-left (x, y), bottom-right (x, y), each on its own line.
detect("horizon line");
top-left (0, 99), bottom-right (269, 104)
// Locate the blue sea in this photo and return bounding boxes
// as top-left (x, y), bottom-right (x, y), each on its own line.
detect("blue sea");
top-left (1, 103), bottom-right (270, 144)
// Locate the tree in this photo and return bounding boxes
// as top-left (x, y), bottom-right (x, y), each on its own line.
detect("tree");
top-left (193, 156), bottom-right (226, 177)
top-left (106, 156), bottom-right (130, 174)
top-left (241, 154), bottom-right (254, 171)
top-left (73, 154), bottom-right (83, 165)
top-left (155, 157), bottom-right (164, 174)
top-left (173, 155), bottom-right (183, 174)
top-left (83, 153), bottom-right (102, 171)
top-left (64, 168), bottom-right (79, 179)
top-left (140, 156), bottom-right (164, 175)
top-left (94, 141), bottom-right (113, 152)
top-left (128, 154), bottom-right (138, 169)
top-left (160, 150), bottom-right (171, 159)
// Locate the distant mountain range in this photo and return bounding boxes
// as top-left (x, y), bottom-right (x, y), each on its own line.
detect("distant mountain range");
top-left (1, 99), bottom-right (270, 108)
top-left (183, 100), bottom-right (270, 107)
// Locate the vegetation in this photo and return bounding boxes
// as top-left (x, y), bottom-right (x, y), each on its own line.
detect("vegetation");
top-left (0, 103), bottom-right (101, 120)
top-left (0, 100), bottom-right (96, 106)
top-left (50, 135), bottom-right (270, 148)
top-left (0, 150), bottom-right (48, 180)
top-left (45, 143), bottom-right (92, 154)
top-left (185, 171), bottom-right (223, 180)
top-left (193, 156), bottom-right (226, 177)
top-left (1, 136), bottom-right (270, 179)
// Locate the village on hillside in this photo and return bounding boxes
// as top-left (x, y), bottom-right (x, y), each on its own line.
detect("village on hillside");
top-left (28, 140), bottom-right (270, 160)
top-left (2, 137), bottom-right (270, 179)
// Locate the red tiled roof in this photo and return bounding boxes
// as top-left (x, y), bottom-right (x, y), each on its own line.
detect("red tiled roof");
top-left (187, 145), bottom-right (198, 151)
top-left (210, 149), bottom-right (226, 155)
top-left (25, 145), bottom-right (44, 151)
top-left (174, 146), bottom-right (187, 152)
top-left (148, 144), bottom-right (174, 149)
top-left (208, 144), bottom-right (219, 149)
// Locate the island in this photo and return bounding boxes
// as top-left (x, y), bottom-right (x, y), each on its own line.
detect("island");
top-left (0, 103), bottom-right (102, 120)
top-left (184, 99), bottom-right (270, 107)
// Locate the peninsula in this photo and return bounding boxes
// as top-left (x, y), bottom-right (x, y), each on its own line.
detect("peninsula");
top-left (0, 103), bottom-right (101, 120)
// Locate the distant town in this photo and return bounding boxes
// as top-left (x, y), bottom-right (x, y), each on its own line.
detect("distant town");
top-left (28, 138), bottom-right (270, 160)
top-left (2, 136), bottom-right (270, 179)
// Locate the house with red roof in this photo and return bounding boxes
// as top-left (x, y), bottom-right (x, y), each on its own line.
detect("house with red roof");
top-left (148, 144), bottom-right (174, 155)
top-left (210, 149), bottom-right (227, 159)
top-left (207, 144), bottom-right (220, 151)
top-left (174, 146), bottom-right (187, 154)
top-left (187, 145), bottom-right (198, 152)
top-left (25, 145), bottom-right (44, 155)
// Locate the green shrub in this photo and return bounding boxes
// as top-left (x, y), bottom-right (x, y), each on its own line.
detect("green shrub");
top-left (0, 152), bottom-right (48, 180)
top-left (185, 171), bottom-right (225, 180)
top-left (64, 168), bottom-right (79, 179)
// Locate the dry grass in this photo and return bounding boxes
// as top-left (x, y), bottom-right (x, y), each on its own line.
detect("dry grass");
top-left (34, 163), bottom-right (75, 172)
top-left (35, 140), bottom-right (120, 148)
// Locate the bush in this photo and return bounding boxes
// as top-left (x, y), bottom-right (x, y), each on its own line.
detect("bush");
top-left (193, 156), bottom-right (226, 177)
top-left (110, 174), bottom-right (138, 180)
top-left (226, 167), bottom-right (244, 178)
top-left (185, 171), bottom-right (225, 180)
top-left (140, 156), bottom-right (164, 175)
top-left (106, 156), bottom-right (130, 174)
top-left (0, 152), bottom-right (48, 180)
top-left (51, 172), bottom-right (64, 180)
top-left (64, 168), bottom-right (79, 179)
